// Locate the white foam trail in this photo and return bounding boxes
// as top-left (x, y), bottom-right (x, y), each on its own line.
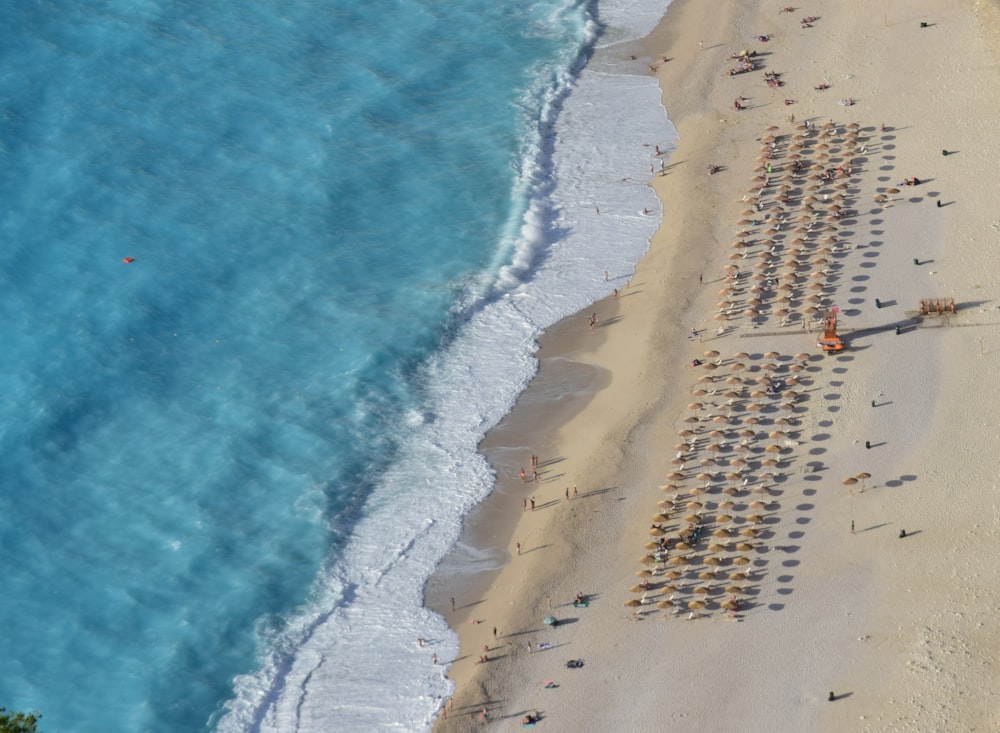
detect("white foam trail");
top-left (216, 0), bottom-right (675, 729)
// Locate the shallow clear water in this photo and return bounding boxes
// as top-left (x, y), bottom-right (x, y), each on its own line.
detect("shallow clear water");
top-left (0, 0), bottom-right (672, 730)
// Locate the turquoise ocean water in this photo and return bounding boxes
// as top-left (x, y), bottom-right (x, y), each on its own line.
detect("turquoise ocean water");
top-left (0, 0), bottom-right (672, 730)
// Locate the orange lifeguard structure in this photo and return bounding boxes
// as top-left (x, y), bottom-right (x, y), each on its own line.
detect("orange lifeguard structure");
top-left (817, 308), bottom-right (845, 352)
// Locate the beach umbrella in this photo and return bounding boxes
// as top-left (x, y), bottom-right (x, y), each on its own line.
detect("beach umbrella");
top-left (704, 557), bottom-right (722, 567)
top-left (652, 513), bottom-right (670, 522)
top-left (703, 350), bottom-right (721, 359)
top-left (669, 457), bottom-right (685, 466)
top-left (719, 500), bottom-right (736, 510)
top-left (694, 586), bottom-right (711, 595)
top-left (716, 514), bottom-right (734, 523)
top-left (729, 572), bottom-right (747, 581)
top-left (708, 543), bottom-right (727, 553)
top-left (639, 555), bottom-right (657, 565)
top-left (665, 570), bottom-right (683, 580)
top-left (713, 528), bottom-right (731, 538)
top-left (670, 556), bottom-right (689, 566)
top-left (725, 584), bottom-right (743, 594)
top-left (747, 514), bottom-right (764, 524)
top-left (624, 599), bottom-right (641, 608)
top-left (740, 528), bottom-right (758, 538)
top-left (688, 600), bottom-right (706, 610)
top-left (649, 527), bottom-right (666, 537)
top-left (657, 600), bottom-right (674, 609)
top-left (733, 556), bottom-right (751, 566)
top-left (736, 542), bottom-right (754, 552)
top-left (629, 585), bottom-right (646, 593)
top-left (636, 569), bottom-right (653, 578)
top-left (644, 541), bottom-right (660, 550)
top-left (842, 476), bottom-right (858, 490)
top-left (675, 541), bottom-right (692, 551)
top-left (856, 472), bottom-right (872, 491)
top-left (666, 471), bottom-right (685, 481)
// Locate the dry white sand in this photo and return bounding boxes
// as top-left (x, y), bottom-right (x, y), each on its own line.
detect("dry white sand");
top-left (431, 1), bottom-right (1000, 730)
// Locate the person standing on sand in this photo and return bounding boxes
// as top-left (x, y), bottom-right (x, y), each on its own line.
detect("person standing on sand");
top-left (516, 542), bottom-right (521, 555)
top-left (565, 487), bottom-right (570, 500)
top-left (530, 497), bottom-right (536, 511)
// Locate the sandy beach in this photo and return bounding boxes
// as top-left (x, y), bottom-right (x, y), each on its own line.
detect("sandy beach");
top-left (428, 1), bottom-right (1000, 730)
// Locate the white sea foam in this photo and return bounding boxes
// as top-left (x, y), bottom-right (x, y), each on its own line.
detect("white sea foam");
top-left (216, 0), bottom-right (674, 729)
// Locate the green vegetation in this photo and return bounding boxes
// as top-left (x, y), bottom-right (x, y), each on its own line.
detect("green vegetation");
top-left (0, 708), bottom-right (42, 733)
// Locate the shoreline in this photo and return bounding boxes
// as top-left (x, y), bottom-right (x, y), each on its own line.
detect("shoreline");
top-left (428, 1), bottom-right (1000, 730)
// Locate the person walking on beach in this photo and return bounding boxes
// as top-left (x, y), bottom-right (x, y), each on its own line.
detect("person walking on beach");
top-left (565, 487), bottom-right (570, 501)
top-left (851, 520), bottom-right (855, 535)
top-left (516, 542), bottom-right (521, 555)
top-left (530, 497), bottom-right (536, 511)
top-left (451, 597), bottom-right (455, 611)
